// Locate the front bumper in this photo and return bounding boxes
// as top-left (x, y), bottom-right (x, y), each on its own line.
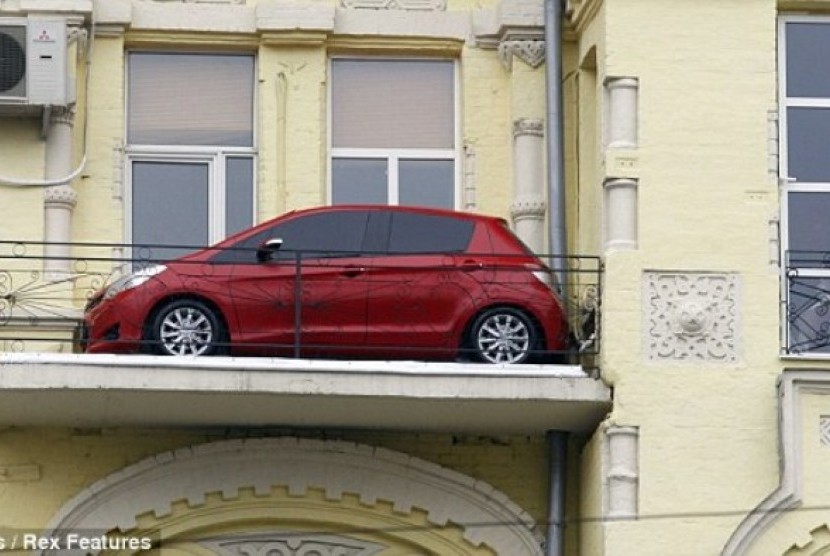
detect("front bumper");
top-left (80, 291), bottom-right (148, 354)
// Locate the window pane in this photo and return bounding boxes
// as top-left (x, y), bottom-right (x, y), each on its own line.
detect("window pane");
top-left (132, 161), bottom-right (209, 262)
top-left (788, 192), bottom-right (830, 257)
top-left (269, 211), bottom-right (370, 258)
top-left (786, 23), bottom-right (830, 98)
top-left (787, 107), bottom-right (830, 182)
top-left (332, 59), bottom-right (454, 149)
top-left (332, 158), bottom-right (387, 204)
top-left (128, 53), bottom-right (254, 146)
top-left (226, 157), bottom-right (254, 236)
top-left (388, 212), bottom-right (473, 253)
top-left (399, 159), bottom-right (454, 208)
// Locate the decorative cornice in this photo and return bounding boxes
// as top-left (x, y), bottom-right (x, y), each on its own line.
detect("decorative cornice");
top-left (565, 0), bottom-right (603, 36)
top-left (136, 0), bottom-right (246, 3)
top-left (473, 0), bottom-right (546, 68)
top-left (341, 0), bottom-right (446, 11)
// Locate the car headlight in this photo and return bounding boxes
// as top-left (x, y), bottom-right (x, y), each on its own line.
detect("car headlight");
top-left (103, 264), bottom-right (167, 300)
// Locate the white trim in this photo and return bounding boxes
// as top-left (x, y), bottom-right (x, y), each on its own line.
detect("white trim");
top-left (124, 152), bottom-right (257, 255)
top-left (722, 370), bottom-right (830, 555)
top-left (776, 16), bottom-right (830, 354)
top-left (42, 437), bottom-right (544, 556)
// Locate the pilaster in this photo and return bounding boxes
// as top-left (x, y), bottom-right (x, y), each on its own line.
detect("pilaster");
top-left (511, 118), bottom-right (547, 253)
top-left (43, 107), bottom-right (77, 278)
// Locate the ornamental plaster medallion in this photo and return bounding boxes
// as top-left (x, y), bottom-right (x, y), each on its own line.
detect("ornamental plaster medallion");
top-left (644, 272), bottom-right (739, 362)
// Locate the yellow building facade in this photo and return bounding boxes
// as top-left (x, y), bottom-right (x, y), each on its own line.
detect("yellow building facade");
top-left (2, 0), bottom-right (830, 554)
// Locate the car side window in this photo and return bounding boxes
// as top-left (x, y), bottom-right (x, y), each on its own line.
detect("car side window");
top-left (211, 211), bottom-right (371, 263)
top-left (387, 213), bottom-right (474, 254)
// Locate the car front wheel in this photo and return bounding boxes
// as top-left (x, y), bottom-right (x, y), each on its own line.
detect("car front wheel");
top-left (470, 307), bottom-right (539, 364)
top-left (149, 299), bottom-right (226, 356)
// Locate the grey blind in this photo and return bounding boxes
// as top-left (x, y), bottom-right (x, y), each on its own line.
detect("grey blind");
top-left (128, 53), bottom-right (254, 147)
top-left (332, 59), bottom-right (454, 149)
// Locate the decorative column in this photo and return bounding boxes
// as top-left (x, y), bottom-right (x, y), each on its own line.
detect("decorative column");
top-left (603, 77), bottom-right (640, 251)
top-left (511, 118), bottom-right (547, 253)
top-left (43, 107), bottom-right (78, 277)
top-left (605, 425), bottom-right (639, 519)
top-left (473, 0), bottom-right (548, 252)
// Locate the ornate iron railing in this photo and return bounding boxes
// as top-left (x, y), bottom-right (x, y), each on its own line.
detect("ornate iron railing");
top-left (0, 240), bottom-right (602, 362)
top-left (784, 250), bottom-right (830, 354)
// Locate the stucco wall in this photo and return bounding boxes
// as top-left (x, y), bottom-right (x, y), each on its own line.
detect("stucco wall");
top-left (590, 0), bottom-right (784, 554)
top-left (0, 428), bottom-right (552, 544)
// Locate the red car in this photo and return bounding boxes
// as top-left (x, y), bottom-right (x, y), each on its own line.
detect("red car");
top-left (80, 205), bottom-right (569, 364)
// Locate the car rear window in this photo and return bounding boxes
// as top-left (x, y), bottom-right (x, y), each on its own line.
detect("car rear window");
top-left (387, 212), bottom-right (474, 254)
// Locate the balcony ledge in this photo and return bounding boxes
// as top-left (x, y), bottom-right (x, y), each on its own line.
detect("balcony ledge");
top-left (0, 353), bottom-right (611, 433)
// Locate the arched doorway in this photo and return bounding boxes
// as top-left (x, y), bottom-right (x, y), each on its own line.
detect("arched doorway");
top-left (45, 438), bottom-right (543, 555)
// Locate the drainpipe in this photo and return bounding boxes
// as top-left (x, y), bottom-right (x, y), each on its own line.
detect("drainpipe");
top-left (545, 0), bottom-right (567, 301)
top-left (546, 430), bottom-right (568, 556)
top-left (545, 3), bottom-right (569, 554)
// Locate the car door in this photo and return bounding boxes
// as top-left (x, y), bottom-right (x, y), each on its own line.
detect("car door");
top-left (364, 211), bottom-right (479, 358)
top-left (222, 210), bottom-right (371, 357)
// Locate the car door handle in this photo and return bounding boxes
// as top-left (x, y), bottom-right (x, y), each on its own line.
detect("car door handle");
top-left (460, 260), bottom-right (483, 271)
top-left (341, 266), bottom-right (366, 278)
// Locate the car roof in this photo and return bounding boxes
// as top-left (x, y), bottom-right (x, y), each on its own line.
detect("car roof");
top-left (285, 204), bottom-right (500, 222)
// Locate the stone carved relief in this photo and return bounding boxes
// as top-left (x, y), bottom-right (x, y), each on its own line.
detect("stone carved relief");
top-left (498, 40), bottom-right (546, 70)
top-left (201, 533), bottom-right (384, 556)
top-left (821, 416), bottom-right (830, 446)
top-left (644, 272), bottom-right (739, 362)
top-left (341, 0), bottom-right (446, 11)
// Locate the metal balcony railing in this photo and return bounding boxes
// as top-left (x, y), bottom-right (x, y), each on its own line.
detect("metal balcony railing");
top-left (0, 240), bottom-right (601, 362)
top-left (784, 250), bottom-right (830, 355)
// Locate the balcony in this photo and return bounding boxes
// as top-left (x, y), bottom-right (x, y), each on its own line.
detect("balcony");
top-left (0, 240), bottom-right (610, 432)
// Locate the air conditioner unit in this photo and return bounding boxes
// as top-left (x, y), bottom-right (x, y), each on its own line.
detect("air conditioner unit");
top-left (0, 17), bottom-right (70, 110)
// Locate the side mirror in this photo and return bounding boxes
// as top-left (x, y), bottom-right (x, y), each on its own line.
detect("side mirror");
top-left (256, 238), bottom-right (284, 263)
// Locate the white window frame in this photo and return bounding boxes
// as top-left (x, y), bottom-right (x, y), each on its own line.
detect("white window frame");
top-left (327, 57), bottom-right (462, 208)
top-left (125, 148), bottom-right (257, 248)
top-left (779, 15), bottom-right (830, 354)
top-left (779, 15), bottom-right (830, 247)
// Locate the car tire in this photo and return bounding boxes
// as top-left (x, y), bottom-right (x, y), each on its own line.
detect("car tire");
top-left (469, 307), bottom-right (539, 364)
top-left (149, 299), bottom-right (226, 356)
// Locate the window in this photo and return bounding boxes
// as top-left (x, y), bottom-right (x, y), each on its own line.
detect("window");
top-left (127, 52), bottom-right (255, 261)
top-left (388, 213), bottom-right (473, 253)
top-left (330, 59), bottom-right (457, 209)
top-left (781, 19), bottom-right (830, 353)
top-left (213, 211), bottom-right (372, 263)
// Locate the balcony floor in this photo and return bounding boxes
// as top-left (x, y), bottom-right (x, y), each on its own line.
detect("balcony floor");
top-left (0, 353), bottom-right (611, 433)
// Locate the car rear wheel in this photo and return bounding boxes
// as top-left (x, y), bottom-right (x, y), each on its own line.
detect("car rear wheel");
top-left (470, 307), bottom-right (539, 364)
top-left (150, 299), bottom-right (226, 356)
